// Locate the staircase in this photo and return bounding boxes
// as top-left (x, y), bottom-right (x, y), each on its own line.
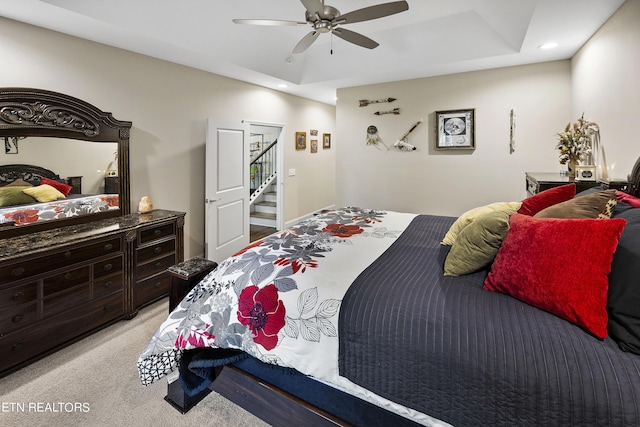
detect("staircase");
top-left (250, 182), bottom-right (277, 227)
top-left (249, 139), bottom-right (278, 228)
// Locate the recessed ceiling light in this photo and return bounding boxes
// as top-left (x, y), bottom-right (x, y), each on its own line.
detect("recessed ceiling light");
top-left (538, 42), bottom-right (559, 50)
top-left (277, 83), bottom-right (288, 88)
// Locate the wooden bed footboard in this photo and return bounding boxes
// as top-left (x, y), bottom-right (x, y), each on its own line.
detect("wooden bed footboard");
top-left (210, 365), bottom-right (350, 426)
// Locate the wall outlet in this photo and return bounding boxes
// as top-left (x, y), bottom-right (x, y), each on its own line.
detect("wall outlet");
top-left (288, 168), bottom-right (296, 176)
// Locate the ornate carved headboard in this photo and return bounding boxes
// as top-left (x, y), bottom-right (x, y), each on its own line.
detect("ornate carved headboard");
top-left (0, 164), bottom-right (63, 187)
top-left (627, 156), bottom-right (640, 197)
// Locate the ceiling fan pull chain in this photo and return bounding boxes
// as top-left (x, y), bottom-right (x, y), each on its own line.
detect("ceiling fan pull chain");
top-left (330, 32), bottom-right (333, 55)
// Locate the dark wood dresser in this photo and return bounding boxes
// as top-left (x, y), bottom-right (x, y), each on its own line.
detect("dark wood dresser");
top-left (525, 172), bottom-right (628, 197)
top-left (0, 209), bottom-right (185, 377)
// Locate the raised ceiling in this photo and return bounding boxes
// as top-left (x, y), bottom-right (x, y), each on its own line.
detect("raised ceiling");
top-left (0, 0), bottom-right (626, 105)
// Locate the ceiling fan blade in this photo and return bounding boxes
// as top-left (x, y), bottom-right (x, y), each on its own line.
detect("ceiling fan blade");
top-left (299, 0), bottom-right (324, 16)
top-left (232, 19), bottom-right (306, 26)
top-left (332, 28), bottom-right (379, 49)
top-left (293, 31), bottom-right (320, 54)
top-left (337, 1), bottom-right (409, 24)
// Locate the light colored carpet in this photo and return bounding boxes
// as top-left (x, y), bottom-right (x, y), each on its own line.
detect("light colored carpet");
top-left (0, 299), bottom-right (270, 427)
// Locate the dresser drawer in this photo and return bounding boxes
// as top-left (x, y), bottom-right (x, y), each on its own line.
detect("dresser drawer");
top-left (0, 291), bottom-right (124, 373)
top-left (0, 282), bottom-right (38, 310)
top-left (94, 273), bottom-right (124, 300)
top-left (136, 238), bottom-right (175, 264)
top-left (43, 266), bottom-right (90, 297)
top-left (136, 253), bottom-right (176, 281)
top-left (43, 283), bottom-right (91, 318)
top-left (139, 223), bottom-right (175, 245)
top-left (93, 255), bottom-right (124, 279)
top-left (0, 237), bottom-right (122, 283)
top-left (134, 273), bottom-right (171, 308)
top-left (0, 302), bottom-right (37, 336)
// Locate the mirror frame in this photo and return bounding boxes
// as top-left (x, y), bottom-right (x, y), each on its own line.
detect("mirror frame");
top-left (0, 87), bottom-right (132, 236)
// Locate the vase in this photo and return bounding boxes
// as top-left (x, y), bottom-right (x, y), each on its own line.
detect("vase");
top-left (568, 159), bottom-right (578, 181)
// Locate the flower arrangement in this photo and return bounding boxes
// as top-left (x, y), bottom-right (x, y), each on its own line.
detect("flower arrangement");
top-left (556, 114), bottom-right (599, 165)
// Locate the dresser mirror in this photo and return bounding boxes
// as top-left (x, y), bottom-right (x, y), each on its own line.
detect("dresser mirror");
top-left (0, 87), bottom-right (132, 237)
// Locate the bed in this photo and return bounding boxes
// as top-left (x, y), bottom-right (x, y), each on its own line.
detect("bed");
top-left (0, 164), bottom-right (118, 226)
top-left (138, 164), bottom-right (640, 426)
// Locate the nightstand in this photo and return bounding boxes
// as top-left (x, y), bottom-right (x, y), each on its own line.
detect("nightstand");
top-left (66, 176), bottom-right (82, 194)
top-left (104, 176), bottom-right (119, 194)
top-left (525, 172), bottom-right (628, 197)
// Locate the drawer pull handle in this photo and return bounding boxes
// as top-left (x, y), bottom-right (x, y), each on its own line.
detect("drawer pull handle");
top-left (103, 263), bottom-right (113, 272)
top-left (64, 272), bottom-right (72, 280)
top-left (64, 250), bottom-right (72, 258)
top-left (154, 246), bottom-right (162, 254)
top-left (104, 281), bottom-right (113, 288)
top-left (11, 343), bottom-right (23, 353)
top-left (154, 229), bottom-right (162, 236)
top-left (104, 243), bottom-right (114, 251)
top-left (12, 291), bottom-right (25, 301)
top-left (12, 314), bottom-right (24, 323)
top-left (104, 305), bottom-right (112, 312)
top-left (154, 282), bottom-right (161, 289)
top-left (154, 262), bottom-right (163, 269)
top-left (11, 267), bottom-right (25, 277)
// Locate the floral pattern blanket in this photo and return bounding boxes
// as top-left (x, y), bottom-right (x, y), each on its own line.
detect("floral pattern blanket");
top-left (137, 208), bottom-right (418, 389)
top-left (0, 194), bottom-right (119, 225)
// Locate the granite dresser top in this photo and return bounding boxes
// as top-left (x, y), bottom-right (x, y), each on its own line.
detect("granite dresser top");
top-left (0, 209), bottom-right (185, 260)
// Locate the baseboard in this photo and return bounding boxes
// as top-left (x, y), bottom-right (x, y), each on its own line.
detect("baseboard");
top-left (284, 204), bottom-right (336, 229)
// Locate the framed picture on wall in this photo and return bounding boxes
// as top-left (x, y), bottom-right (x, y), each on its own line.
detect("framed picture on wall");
top-left (295, 132), bottom-right (306, 150)
top-left (310, 140), bottom-right (318, 153)
top-left (322, 133), bottom-right (331, 149)
top-left (4, 137), bottom-right (19, 154)
top-left (435, 109), bottom-right (475, 150)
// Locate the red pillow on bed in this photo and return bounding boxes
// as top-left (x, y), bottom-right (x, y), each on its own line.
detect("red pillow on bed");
top-left (40, 177), bottom-right (72, 196)
top-left (517, 183), bottom-right (576, 216)
top-left (483, 213), bottom-right (626, 339)
top-left (616, 190), bottom-right (640, 208)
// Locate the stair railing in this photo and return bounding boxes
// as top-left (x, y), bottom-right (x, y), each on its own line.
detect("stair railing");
top-left (249, 139), bottom-right (277, 204)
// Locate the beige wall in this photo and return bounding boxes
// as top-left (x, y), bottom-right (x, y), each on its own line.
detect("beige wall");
top-left (571, 0), bottom-right (640, 180)
top-left (336, 61), bottom-right (572, 216)
top-left (0, 17), bottom-right (336, 258)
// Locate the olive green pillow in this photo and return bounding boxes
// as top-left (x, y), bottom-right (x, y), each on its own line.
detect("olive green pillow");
top-left (444, 210), bottom-right (512, 276)
top-left (0, 186), bottom-right (38, 207)
top-left (441, 201), bottom-right (521, 245)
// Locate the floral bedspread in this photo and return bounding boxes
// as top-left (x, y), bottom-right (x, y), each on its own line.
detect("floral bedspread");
top-left (0, 194), bottom-right (119, 225)
top-left (137, 208), bottom-right (418, 388)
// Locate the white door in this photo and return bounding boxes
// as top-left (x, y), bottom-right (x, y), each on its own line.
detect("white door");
top-left (205, 119), bottom-right (250, 261)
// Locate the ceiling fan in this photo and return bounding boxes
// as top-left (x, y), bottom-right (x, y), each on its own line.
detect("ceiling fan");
top-left (233, 0), bottom-right (409, 54)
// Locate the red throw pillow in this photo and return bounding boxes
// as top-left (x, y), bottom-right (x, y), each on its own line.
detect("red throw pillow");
top-left (484, 213), bottom-right (626, 339)
top-left (517, 183), bottom-right (576, 216)
top-left (616, 190), bottom-right (640, 208)
top-left (40, 177), bottom-right (72, 196)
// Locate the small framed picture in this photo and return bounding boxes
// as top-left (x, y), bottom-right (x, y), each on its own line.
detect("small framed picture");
top-left (4, 137), bottom-right (18, 154)
top-left (295, 132), bottom-right (306, 150)
top-left (322, 133), bottom-right (331, 149)
top-left (310, 129), bottom-right (318, 136)
top-left (310, 140), bottom-right (318, 153)
top-left (435, 109), bottom-right (475, 150)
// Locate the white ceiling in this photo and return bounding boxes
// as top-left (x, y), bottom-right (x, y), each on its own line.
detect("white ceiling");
top-left (0, 0), bottom-right (626, 105)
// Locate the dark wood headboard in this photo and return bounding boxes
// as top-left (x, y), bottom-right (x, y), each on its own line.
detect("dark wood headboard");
top-left (0, 164), bottom-right (63, 187)
top-left (627, 156), bottom-right (640, 197)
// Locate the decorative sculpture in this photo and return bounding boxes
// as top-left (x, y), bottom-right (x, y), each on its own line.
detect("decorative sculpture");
top-left (393, 120), bottom-right (422, 151)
